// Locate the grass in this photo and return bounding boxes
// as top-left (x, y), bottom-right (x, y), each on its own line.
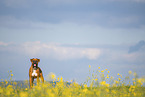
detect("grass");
top-left (0, 66), bottom-right (145, 97)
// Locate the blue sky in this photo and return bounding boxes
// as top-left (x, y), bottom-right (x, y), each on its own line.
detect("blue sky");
top-left (0, 0), bottom-right (145, 83)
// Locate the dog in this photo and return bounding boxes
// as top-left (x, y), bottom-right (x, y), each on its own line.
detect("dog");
top-left (29, 58), bottom-right (44, 88)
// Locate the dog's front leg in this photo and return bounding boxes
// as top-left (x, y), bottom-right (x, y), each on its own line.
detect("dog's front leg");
top-left (40, 73), bottom-right (44, 83)
top-left (36, 69), bottom-right (40, 85)
top-left (29, 77), bottom-right (32, 89)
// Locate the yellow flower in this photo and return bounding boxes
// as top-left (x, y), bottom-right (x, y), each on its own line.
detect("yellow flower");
top-left (98, 67), bottom-right (100, 69)
top-left (13, 82), bottom-right (17, 85)
top-left (5, 80), bottom-right (8, 85)
top-left (20, 92), bottom-right (28, 97)
top-left (105, 69), bottom-right (108, 70)
top-left (6, 85), bottom-right (13, 96)
top-left (101, 70), bottom-right (104, 73)
top-left (0, 88), bottom-right (3, 94)
top-left (51, 74), bottom-right (56, 79)
top-left (115, 80), bottom-right (119, 84)
top-left (133, 92), bottom-right (136, 96)
top-left (108, 71), bottom-right (110, 73)
top-left (83, 88), bottom-right (88, 93)
top-left (96, 90), bottom-right (100, 96)
top-left (105, 84), bottom-right (109, 87)
top-left (95, 79), bottom-right (98, 81)
top-left (111, 90), bottom-right (116, 94)
top-left (105, 88), bottom-right (109, 92)
top-left (57, 77), bottom-right (60, 81)
top-left (89, 65), bottom-right (91, 68)
top-left (100, 81), bottom-right (106, 86)
top-left (107, 74), bottom-right (109, 78)
top-left (60, 76), bottom-right (63, 82)
top-left (83, 84), bottom-right (87, 88)
top-left (11, 74), bottom-right (13, 77)
top-left (117, 73), bottom-right (120, 75)
top-left (128, 71), bottom-right (132, 74)
top-left (118, 78), bottom-right (121, 81)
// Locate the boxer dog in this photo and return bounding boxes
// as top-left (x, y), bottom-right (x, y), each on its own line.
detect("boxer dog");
top-left (29, 58), bottom-right (44, 88)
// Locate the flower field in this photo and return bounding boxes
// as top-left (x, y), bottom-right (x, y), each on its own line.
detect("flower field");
top-left (0, 66), bottom-right (145, 97)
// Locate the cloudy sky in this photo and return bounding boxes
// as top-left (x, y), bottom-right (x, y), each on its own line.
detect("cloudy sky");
top-left (0, 0), bottom-right (145, 83)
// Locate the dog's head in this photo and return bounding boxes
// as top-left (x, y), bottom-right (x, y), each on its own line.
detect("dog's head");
top-left (30, 58), bottom-right (40, 69)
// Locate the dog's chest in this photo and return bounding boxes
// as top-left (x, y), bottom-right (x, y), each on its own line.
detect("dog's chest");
top-left (32, 70), bottom-right (38, 76)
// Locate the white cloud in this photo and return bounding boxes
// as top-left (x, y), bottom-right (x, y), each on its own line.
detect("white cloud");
top-left (21, 41), bottom-right (101, 60)
top-left (0, 41), bottom-right (9, 46)
top-left (0, 41), bottom-right (101, 60)
top-left (1, 41), bottom-right (145, 63)
top-left (0, 41), bottom-right (13, 46)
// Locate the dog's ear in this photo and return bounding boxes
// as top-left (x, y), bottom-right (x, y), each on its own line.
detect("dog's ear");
top-left (37, 59), bottom-right (40, 62)
top-left (30, 58), bottom-right (34, 62)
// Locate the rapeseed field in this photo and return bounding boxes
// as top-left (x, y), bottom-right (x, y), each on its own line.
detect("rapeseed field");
top-left (0, 66), bottom-right (145, 97)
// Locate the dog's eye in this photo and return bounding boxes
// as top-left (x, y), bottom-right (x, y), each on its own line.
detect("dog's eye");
top-left (33, 61), bottom-right (37, 63)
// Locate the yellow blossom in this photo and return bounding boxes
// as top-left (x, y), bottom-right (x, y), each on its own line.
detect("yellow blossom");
top-left (95, 79), bottom-right (98, 81)
top-left (100, 81), bottom-right (106, 86)
top-left (117, 73), bottom-right (120, 75)
top-left (5, 80), bottom-right (8, 85)
top-left (11, 74), bottom-right (13, 77)
top-left (13, 82), bottom-right (17, 85)
top-left (115, 80), bottom-right (119, 84)
top-left (111, 90), bottom-right (116, 94)
top-left (60, 76), bottom-right (63, 82)
top-left (0, 88), bottom-right (3, 94)
top-left (89, 65), bottom-right (91, 68)
top-left (101, 70), bottom-right (104, 73)
top-left (108, 71), bottom-right (110, 73)
top-left (57, 77), bottom-right (60, 81)
top-left (118, 78), bottom-right (121, 81)
top-left (20, 92), bottom-right (28, 97)
top-left (98, 67), bottom-right (100, 69)
top-left (105, 83), bottom-right (109, 87)
top-left (83, 84), bottom-right (87, 88)
top-left (128, 71), bottom-right (132, 74)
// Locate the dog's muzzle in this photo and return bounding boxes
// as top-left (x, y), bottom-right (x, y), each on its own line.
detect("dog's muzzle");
top-left (33, 63), bottom-right (38, 70)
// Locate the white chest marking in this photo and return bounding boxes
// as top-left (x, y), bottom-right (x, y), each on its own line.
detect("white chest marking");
top-left (32, 70), bottom-right (37, 76)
